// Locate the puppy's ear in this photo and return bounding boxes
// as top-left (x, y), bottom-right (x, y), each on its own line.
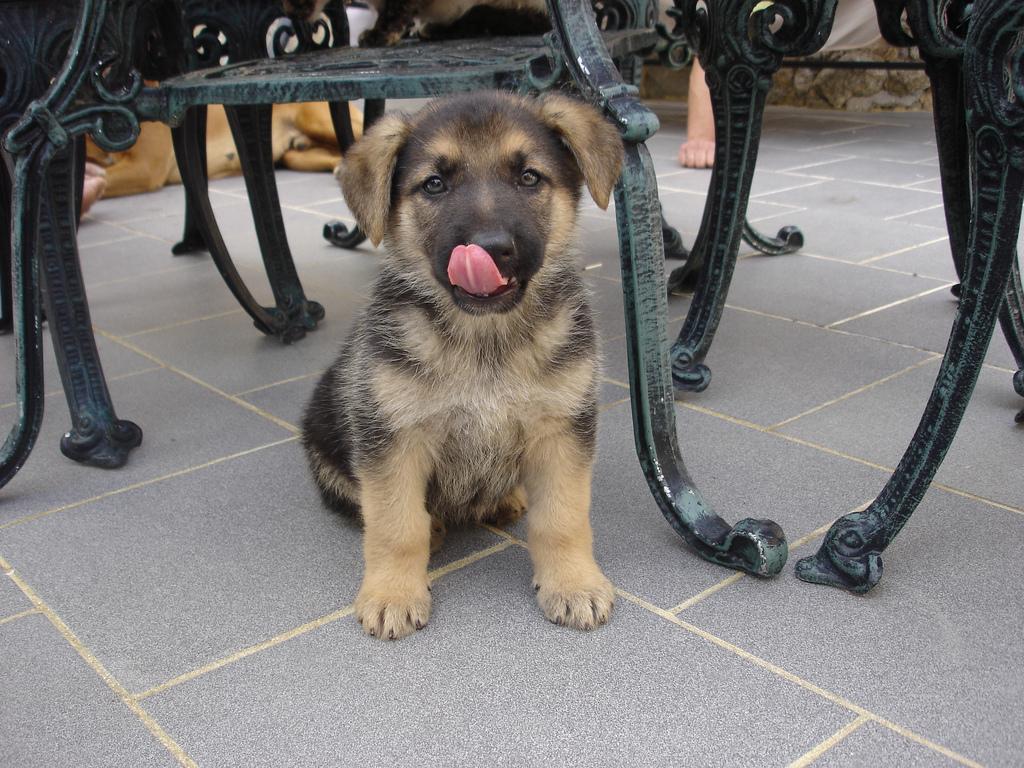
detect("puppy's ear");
top-left (336, 113), bottom-right (410, 246)
top-left (537, 94), bottom-right (624, 210)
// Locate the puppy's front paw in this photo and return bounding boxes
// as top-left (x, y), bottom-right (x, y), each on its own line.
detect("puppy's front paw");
top-left (534, 571), bottom-right (615, 630)
top-left (355, 580), bottom-right (431, 640)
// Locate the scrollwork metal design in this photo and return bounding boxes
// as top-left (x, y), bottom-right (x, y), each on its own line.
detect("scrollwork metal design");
top-left (797, 0), bottom-right (1024, 593)
top-left (181, 0), bottom-right (348, 66)
top-left (0, 2), bottom-right (79, 138)
top-left (667, 0), bottom-right (837, 393)
top-left (1, 0), bottom-right (157, 485)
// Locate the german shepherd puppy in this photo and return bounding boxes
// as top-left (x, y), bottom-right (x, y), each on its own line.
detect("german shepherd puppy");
top-left (301, 91), bottom-right (623, 640)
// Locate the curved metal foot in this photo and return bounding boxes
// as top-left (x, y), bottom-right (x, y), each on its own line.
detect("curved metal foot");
top-left (171, 224), bottom-right (208, 255)
top-left (614, 141), bottom-right (788, 578)
top-left (172, 108), bottom-right (325, 343)
top-left (662, 216), bottom-right (689, 261)
top-left (262, 294), bottom-right (326, 344)
top-left (797, 0), bottom-right (1024, 594)
top-left (323, 220), bottom-right (368, 248)
top-left (671, 352), bottom-right (711, 393)
top-left (666, 0), bottom-right (836, 398)
top-left (60, 417), bottom-right (143, 469)
top-left (795, 514), bottom-right (883, 595)
top-left (677, 515), bottom-right (789, 577)
top-left (172, 193), bottom-right (208, 255)
top-left (170, 235), bottom-right (207, 255)
top-left (742, 221), bottom-right (803, 255)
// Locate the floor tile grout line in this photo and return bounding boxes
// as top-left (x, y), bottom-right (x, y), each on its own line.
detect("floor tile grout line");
top-left (827, 283), bottom-right (956, 329)
top-left (426, 540), bottom-right (516, 582)
top-left (76, 231), bottom-right (143, 249)
top-left (768, 355), bottom-right (942, 431)
top-left (599, 375), bottom-right (630, 390)
top-left (883, 201), bottom-right (945, 220)
top-left (709, 303), bottom-right (961, 359)
top-left (478, 522), bottom-right (525, 546)
top-left (794, 248), bottom-right (952, 271)
top-left (768, 157), bottom-right (853, 173)
top-left (278, 201), bottom-right (350, 217)
top-left (714, 304), bottom-right (1019, 380)
top-left (615, 587), bottom-right (989, 768)
top-left (668, 572), bottom-right (746, 614)
top-left (135, 604), bottom-right (358, 701)
top-left (1, 365), bottom-right (164, 410)
top-left (80, 262), bottom-right (209, 292)
top-left (234, 370), bottom-right (323, 398)
top-left (665, 514), bottom-right (867, 615)
top-left (136, 539), bottom-right (517, 700)
top-left (747, 179), bottom-right (832, 198)
top-left (0, 437), bottom-right (299, 531)
top-left (0, 555), bottom-right (198, 768)
top-left (115, 308), bottom-right (245, 340)
top-left (0, 607), bottom-right (42, 626)
top-left (783, 713), bottom-right (872, 768)
top-left (616, 586), bottom-right (871, 711)
top-left (600, 397), bottom-right (632, 412)
top-left (677, 400), bottom-right (895, 473)
top-left (677, 400), bottom-right (1024, 515)
top-left (876, 720), bottom-right (989, 768)
top-left (856, 235), bottom-right (951, 265)
top-left (95, 329), bottom-right (301, 433)
top-left (79, 218), bottom-right (180, 244)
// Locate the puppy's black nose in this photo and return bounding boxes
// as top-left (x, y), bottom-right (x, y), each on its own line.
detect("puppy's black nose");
top-left (470, 231), bottom-right (514, 264)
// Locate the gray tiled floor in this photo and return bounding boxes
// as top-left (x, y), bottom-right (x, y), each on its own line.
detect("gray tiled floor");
top-left (2, 100), bottom-right (1022, 767)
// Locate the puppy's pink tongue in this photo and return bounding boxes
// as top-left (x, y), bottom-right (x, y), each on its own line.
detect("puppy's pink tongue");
top-left (447, 244), bottom-right (510, 296)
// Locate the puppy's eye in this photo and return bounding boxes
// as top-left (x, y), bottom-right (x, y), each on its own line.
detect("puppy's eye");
top-left (520, 169), bottom-right (541, 187)
top-left (423, 176), bottom-right (447, 195)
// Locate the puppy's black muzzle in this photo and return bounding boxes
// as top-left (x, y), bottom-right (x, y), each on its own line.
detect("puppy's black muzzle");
top-left (441, 227), bottom-right (540, 315)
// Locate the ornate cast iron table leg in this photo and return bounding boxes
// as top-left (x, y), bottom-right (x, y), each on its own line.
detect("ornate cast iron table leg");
top-left (225, 103), bottom-right (325, 341)
top-left (170, 106), bottom-right (302, 339)
top-left (796, 0), bottom-right (1024, 593)
top-left (1001, 262), bottom-right (1024, 423)
top-left (39, 143), bottom-right (144, 467)
top-left (1, 0), bottom-right (145, 488)
top-left (2, 140), bottom-right (142, 484)
top-left (171, 107), bottom-right (210, 256)
top-left (741, 220), bottom-right (804, 256)
top-left (0, 148), bottom-right (47, 489)
top-left (880, 0), bottom-right (1024, 420)
top-left (547, 0), bottom-right (788, 575)
top-left (169, 0), bottom-right (346, 341)
top-left (1, 158), bottom-right (12, 334)
top-left (668, 0), bottom-right (838, 393)
top-left (896, 0), bottom-right (1024, 422)
top-left (323, 97), bottom-right (385, 249)
top-left (615, 141), bottom-right (788, 575)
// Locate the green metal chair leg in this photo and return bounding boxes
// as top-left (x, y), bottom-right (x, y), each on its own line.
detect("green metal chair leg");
top-left (797, 0), bottom-right (1024, 593)
top-left (616, 141), bottom-right (788, 576)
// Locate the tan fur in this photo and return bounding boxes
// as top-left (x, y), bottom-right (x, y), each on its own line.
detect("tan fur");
top-left (86, 102), bottom-right (362, 198)
top-left (332, 111), bottom-right (410, 245)
top-left (302, 91), bottom-right (623, 640)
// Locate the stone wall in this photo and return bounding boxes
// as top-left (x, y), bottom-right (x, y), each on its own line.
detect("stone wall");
top-left (641, 40), bottom-right (932, 111)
